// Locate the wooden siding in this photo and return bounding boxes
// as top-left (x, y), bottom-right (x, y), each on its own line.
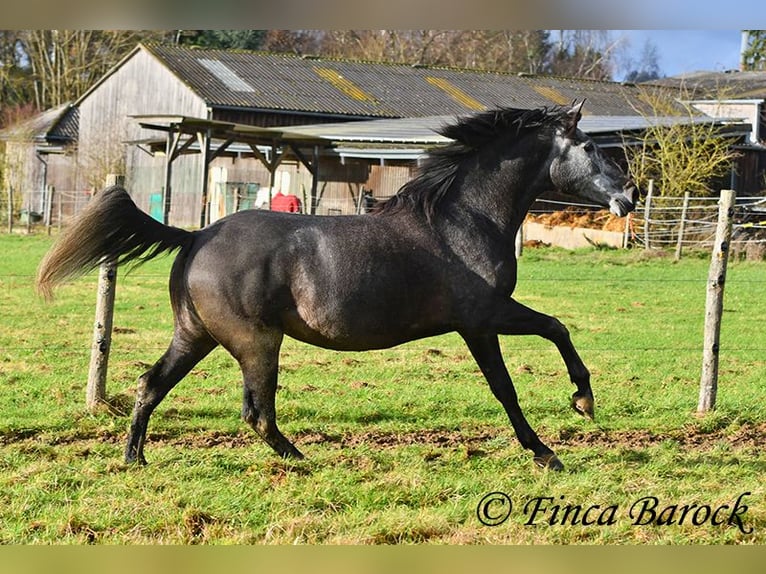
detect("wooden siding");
top-left (77, 49), bottom-right (208, 222)
top-left (3, 140), bottom-right (84, 224)
top-left (167, 154), bottom-right (415, 221)
top-left (367, 163), bottom-right (416, 200)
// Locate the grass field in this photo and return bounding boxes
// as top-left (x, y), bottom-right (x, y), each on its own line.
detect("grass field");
top-left (1, 232), bottom-right (765, 544)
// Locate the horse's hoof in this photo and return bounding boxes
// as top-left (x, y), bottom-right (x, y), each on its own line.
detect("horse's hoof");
top-left (279, 445), bottom-right (305, 460)
top-left (534, 453), bottom-right (564, 471)
top-left (571, 393), bottom-right (595, 421)
top-left (125, 454), bottom-right (147, 466)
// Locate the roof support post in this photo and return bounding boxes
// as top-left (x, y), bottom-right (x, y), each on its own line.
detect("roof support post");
top-left (197, 128), bottom-right (211, 228)
top-left (268, 142), bottom-right (278, 211)
top-left (249, 141), bottom-right (284, 211)
top-left (287, 143), bottom-right (321, 215)
top-left (162, 127), bottom-right (182, 224)
top-left (310, 145), bottom-right (320, 215)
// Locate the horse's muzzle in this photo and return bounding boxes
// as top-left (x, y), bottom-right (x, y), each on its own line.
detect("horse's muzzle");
top-left (609, 182), bottom-right (637, 217)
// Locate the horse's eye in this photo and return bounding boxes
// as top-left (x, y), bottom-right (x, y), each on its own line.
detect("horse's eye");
top-left (583, 141), bottom-right (595, 152)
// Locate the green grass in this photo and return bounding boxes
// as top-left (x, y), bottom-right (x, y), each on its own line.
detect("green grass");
top-left (1, 233), bottom-right (765, 543)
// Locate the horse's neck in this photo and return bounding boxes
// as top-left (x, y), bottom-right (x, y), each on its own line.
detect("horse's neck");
top-left (460, 154), bottom-right (549, 240)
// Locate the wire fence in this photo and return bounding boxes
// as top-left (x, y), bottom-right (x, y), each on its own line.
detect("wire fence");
top-left (2, 270), bottom-right (764, 357)
top-left (528, 191), bottom-right (766, 259)
top-left (5, 184), bottom-right (766, 259)
top-left (3, 182), bottom-right (764, 418)
top-left (3, 186), bottom-right (91, 235)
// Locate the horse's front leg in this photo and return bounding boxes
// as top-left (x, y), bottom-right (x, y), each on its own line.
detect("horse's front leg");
top-left (492, 297), bottom-right (595, 421)
top-left (462, 333), bottom-right (563, 471)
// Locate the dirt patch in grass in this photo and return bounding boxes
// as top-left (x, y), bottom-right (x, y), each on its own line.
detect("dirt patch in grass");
top-left (295, 423), bottom-right (766, 452)
top-left (555, 423), bottom-right (766, 450)
top-left (334, 428), bottom-right (498, 449)
top-left (5, 422), bottom-right (766, 453)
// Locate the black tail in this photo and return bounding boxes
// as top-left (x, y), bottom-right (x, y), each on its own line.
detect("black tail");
top-left (37, 186), bottom-right (193, 300)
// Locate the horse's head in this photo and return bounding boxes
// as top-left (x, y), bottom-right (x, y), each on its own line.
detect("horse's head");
top-left (549, 101), bottom-right (637, 217)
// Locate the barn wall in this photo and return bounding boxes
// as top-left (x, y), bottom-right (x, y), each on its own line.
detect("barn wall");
top-left (2, 142), bottom-right (38, 212)
top-left (367, 163), bottom-right (415, 200)
top-left (2, 140), bottom-right (83, 225)
top-left (78, 47), bottom-right (209, 224)
top-left (193, 154), bottom-right (415, 222)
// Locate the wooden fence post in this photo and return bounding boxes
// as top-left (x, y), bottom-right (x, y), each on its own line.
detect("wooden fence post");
top-left (515, 223), bottom-right (524, 258)
top-left (57, 191), bottom-right (63, 232)
top-left (643, 179), bottom-right (654, 250)
top-left (25, 190), bottom-right (32, 235)
top-left (622, 213), bottom-right (632, 248)
top-left (674, 191), bottom-right (691, 261)
top-left (6, 185), bottom-right (12, 234)
top-left (86, 174), bottom-right (123, 410)
top-left (44, 184), bottom-right (55, 236)
top-left (698, 189), bottom-right (736, 413)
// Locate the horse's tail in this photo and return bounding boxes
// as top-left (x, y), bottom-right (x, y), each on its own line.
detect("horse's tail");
top-left (36, 185), bottom-right (193, 301)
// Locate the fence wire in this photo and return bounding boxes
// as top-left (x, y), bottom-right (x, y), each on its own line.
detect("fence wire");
top-left (6, 188), bottom-right (766, 253)
top-left (529, 194), bottom-right (766, 252)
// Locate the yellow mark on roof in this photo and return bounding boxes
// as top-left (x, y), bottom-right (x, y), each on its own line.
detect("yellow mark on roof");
top-left (425, 77), bottom-right (486, 111)
top-left (533, 86), bottom-right (573, 107)
top-left (314, 67), bottom-right (377, 103)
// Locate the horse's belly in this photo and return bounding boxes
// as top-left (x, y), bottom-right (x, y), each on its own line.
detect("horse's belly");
top-left (283, 293), bottom-right (450, 351)
top-left (284, 321), bottom-right (449, 351)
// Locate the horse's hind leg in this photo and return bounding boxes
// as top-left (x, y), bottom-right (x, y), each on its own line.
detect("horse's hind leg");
top-left (236, 329), bottom-right (303, 459)
top-left (125, 329), bottom-right (217, 465)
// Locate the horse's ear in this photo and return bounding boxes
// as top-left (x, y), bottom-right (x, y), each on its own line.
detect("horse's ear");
top-left (563, 100), bottom-right (585, 138)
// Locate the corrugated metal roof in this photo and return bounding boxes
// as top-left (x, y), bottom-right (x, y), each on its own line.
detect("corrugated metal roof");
top-left (0, 103), bottom-right (77, 143)
top-left (286, 115), bottom-right (453, 145)
top-left (285, 113), bottom-right (750, 146)
top-left (144, 43), bottom-right (657, 120)
top-left (124, 109), bottom-right (752, 170)
top-left (127, 112), bottom-right (751, 164)
top-left (648, 70), bottom-right (766, 99)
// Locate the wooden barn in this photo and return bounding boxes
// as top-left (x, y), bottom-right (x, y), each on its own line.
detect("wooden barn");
top-left (2, 42), bottom-right (755, 229)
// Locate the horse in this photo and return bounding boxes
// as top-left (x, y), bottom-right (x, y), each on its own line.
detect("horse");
top-left (37, 102), bottom-right (636, 471)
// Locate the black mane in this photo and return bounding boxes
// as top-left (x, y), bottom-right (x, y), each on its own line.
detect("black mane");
top-left (374, 106), bottom-right (567, 222)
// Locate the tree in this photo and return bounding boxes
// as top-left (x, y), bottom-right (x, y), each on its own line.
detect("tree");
top-left (441, 31), bottom-right (552, 74)
top-left (251, 30), bottom-right (558, 76)
top-left (0, 31), bottom-right (38, 127)
top-left (622, 38), bottom-right (662, 83)
top-left (741, 30), bottom-right (766, 71)
top-left (261, 30), bottom-right (321, 55)
top-left (623, 87), bottom-right (739, 198)
top-left (2, 31), bottom-right (162, 114)
top-left (312, 30), bottom-right (455, 66)
top-left (176, 30), bottom-right (267, 51)
top-left (548, 30), bottom-right (621, 80)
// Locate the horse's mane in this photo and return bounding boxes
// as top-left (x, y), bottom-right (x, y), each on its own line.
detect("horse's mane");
top-left (373, 106), bottom-right (566, 222)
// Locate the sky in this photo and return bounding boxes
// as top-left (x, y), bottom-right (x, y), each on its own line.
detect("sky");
top-left (611, 30), bottom-right (745, 81)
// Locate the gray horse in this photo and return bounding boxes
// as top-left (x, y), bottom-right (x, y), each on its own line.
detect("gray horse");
top-left (38, 102), bottom-right (636, 471)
